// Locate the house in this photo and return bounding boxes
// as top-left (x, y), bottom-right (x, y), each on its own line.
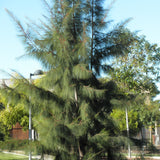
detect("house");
top-left (10, 122), bottom-right (29, 140)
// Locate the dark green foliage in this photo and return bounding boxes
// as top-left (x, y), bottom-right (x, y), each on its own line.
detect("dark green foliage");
top-left (0, 103), bottom-right (5, 110)
top-left (0, 139), bottom-right (47, 156)
top-left (0, 132), bottom-right (4, 141)
top-left (0, 139), bottom-right (29, 152)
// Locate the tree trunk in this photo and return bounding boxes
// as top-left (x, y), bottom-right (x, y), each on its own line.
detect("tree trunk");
top-left (78, 141), bottom-right (83, 160)
top-left (75, 88), bottom-right (78, 108)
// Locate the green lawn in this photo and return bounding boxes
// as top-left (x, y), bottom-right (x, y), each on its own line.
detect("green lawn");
top-left (0, 152), bottom-right (28, 160)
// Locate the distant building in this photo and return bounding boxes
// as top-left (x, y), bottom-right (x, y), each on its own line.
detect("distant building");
top-left (10, 122), bottom-right (29, 140)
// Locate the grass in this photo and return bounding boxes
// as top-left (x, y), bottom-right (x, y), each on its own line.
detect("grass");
top-left (0, 152), bottom-right (28, 160)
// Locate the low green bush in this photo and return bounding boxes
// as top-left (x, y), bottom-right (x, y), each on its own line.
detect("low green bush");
top-left (0, 139), bottom-right (29, 151)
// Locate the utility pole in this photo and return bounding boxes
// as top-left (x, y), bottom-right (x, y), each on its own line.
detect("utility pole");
top-left (126, 107), bottom-right (131, 158)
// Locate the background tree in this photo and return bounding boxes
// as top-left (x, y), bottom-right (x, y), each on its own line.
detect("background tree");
top-left (0, 104), bottom-right (29, 131)
top-left (110, 108), bottom-right (140, 135)
top-left (110, 35), bottom-right (160, 93)
top-left (109, 35), bottom-right (160, 144)
top-left (0, 76), bottom-right (29, 140)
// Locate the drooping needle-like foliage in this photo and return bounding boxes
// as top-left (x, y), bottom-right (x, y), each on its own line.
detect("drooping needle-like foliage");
top-left (2, 0), bottom-right (136, 159)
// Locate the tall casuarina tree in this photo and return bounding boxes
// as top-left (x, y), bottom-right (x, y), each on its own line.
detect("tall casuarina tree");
top-left (2, 0), bottom-right (135, 159)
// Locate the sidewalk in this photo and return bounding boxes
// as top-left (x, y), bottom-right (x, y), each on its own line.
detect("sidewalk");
top-left (2, 150), bottom-right (55, 160)
top-left (127, 156), bottom-right (160, 160)
top-left (2, 151), bottom-right (41, 159)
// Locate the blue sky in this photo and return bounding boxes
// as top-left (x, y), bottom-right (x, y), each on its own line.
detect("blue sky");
top-left (0, 0), bottom-right (43, 79)
top-left (105, 0), bottom-right (160, 44)
top-left (0, 0), bottom-right (160, 79)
